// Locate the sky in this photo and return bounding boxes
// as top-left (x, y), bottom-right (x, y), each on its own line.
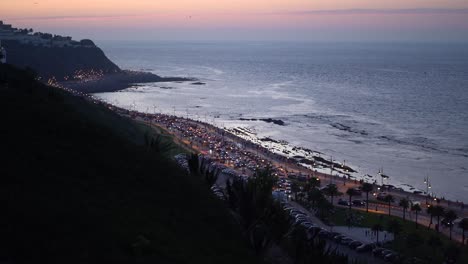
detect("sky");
top-left (1, 0), bottom-right (468, 42)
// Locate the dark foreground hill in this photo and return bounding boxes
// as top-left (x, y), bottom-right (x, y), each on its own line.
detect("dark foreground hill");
top-left (0, 64), bottom-right (257, 264)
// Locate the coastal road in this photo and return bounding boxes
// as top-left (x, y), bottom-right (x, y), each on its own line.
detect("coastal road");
top-left (134, 115), bottom-right (467, 244)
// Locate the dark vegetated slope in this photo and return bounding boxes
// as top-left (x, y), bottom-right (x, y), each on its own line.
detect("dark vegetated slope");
top-left (0, 65), bottom-right (257, 264)
top-left (3, 40), bottom-right (121, 80)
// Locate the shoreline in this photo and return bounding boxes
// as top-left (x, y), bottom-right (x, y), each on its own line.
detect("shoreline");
top-left (53, 80), bottom-right (467, 206)
top-left (92, 94), bottom-right (465, 206)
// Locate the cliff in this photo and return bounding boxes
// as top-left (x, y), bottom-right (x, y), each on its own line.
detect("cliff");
top-left (2, 39), bottom-right (121, 81)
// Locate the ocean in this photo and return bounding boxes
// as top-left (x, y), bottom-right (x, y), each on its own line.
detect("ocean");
top-left (95, 41), bottom-right (468, 203)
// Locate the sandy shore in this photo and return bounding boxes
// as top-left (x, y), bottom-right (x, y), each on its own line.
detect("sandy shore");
top-left (59, 70), bottom-right (194, 93)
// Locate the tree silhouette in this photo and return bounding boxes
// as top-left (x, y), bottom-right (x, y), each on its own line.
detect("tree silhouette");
top-left (387, 219), bottom-right (402, 239)
top-left (444, 210), bottom-right (457, 240)
top-left (361, 182), bottom-right (373, 212)
top-left (371, 223), bottom-right (384, 243)
top-left (291, 182), bottom-right (300, 201)
top-left (307, 188), bottom-right (323, 209)
top-left (458, 218), bottom-right (468, 245)
top-left (427, 235), bottom-right (442, 260)
top-left (383, 194), bottom-right (394, 216)
top-left (322, 184), bottom-right (340, 204)
top-left (444, 244), bottom-right (461, 264)
top-left (398, 198), bottom-right (410, 220)
top-left (432, 205), bottom-right (445, 232)
top-left (345, 188), bottom-right (358, 211)
top-left (427, 205), bottom-right (434, 229)
top-left (411, 203), bottom-right (422, 228)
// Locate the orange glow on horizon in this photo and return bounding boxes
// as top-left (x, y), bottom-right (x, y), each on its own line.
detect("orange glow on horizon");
top-left (1, 0), bottom-right (467, 41)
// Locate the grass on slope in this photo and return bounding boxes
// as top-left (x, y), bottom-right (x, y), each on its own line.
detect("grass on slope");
top-left (0, 65), bottom-right (257, 264)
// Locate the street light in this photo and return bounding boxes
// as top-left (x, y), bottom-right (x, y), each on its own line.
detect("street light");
top-left (424, 176), bottom-right (431, 204)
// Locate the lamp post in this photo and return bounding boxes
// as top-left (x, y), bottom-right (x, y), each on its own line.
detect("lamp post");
top-left (424, 176), bottom-right (431, 204)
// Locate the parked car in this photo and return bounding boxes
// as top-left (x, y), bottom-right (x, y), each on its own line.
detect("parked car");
top-left (317, 230), bottom-right (330, 238)
top-left (384, 252), bottom-right (400, 262)
top-left (333, 234), bottom-right (346, 242)
top-left (372, 247), bottom-right (386, 257)
top-left (338, 199), bottom-right (351, 206)
top-left (379, 249), bottom-right (394, 259)
top-left (348, 240), bottom-right (363, 249)
top-left (339, 237), bottom-right (353, 245)
top-left (356, 243), bottom-right (374, 252)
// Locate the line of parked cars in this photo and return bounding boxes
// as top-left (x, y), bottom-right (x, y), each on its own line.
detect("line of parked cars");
top-left (279, 201), bottom-right (413, 263)
top-left (211, 185), bottom-right (226, 200)
top-left (280, 202), bottom-right (375, 254)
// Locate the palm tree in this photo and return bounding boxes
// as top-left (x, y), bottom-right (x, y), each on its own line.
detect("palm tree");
top-left (458, 218), bottom-right (468, 245)
top-left (387, 219), bottom-right (402, 239)
top-left (432, 205), bottom-right (445, 232)
top-left (371, 223), bottom-right (384, 243)
top-left (307, 188), bottom-right (323, 209)
top-left (361, 182), bottom-right (373, 212)
top-left (346, 188), bottom-right (358, 211)
top-left (305, 177), bottom-right (320, 192)
top-left (427, 205), bottom-right (434, 229)
top-left (444, 210), bottom-right (457, 240)
top-left (399, 198), bottom-right (410, 220)
top-left (383, 194), bottom-right (395, 216)
top-left (291, 183), bottom-right (300, 201)
top-left (323, 184), bottom-right (340, 204)
top-left (411, 203), bottom-right (422, 228)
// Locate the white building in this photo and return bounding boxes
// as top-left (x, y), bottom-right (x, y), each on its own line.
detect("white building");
top-left (0, 40), bottom-right (6, 64)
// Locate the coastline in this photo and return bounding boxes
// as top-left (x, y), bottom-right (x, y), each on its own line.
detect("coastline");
top-left (88, 86), bottom-right (466, 206)
top-left (59, 70), bottom-right (194, 93)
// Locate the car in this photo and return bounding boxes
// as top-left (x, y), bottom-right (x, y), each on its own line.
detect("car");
top-left (315, 229), bottom-right (328, 238)
top-left (340, 237), bottom-right (353, 245)
top-left (441, 218), bottom-right (454, 227)
top-left (348, 241), bottom-right (363, 249)
top-left (372, 247), bottom-right (386, 256)
top-left (338, 199), bottom-right (351, 206)
top-left (356, 243), bottom-right (374, 252)
top-left (379, 249), bottom-right (394, 258)
top-left (376, 193), bottom-right (388, 201)
top-left (352, 200), bottom-right (366, 207)
top-left (333, 234), bottom-right (345, 242)
top-left (294, 218), bottom-right (309, 225)
top-left (300, 222), bottom-right (315, 229)
top-left (384, 252), bottom-right (400, 262)
top-left (350, 188), bottom-right (362, 195)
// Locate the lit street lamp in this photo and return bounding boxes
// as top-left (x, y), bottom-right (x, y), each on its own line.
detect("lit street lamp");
top-left (424, 176), bottom-right (432, 204)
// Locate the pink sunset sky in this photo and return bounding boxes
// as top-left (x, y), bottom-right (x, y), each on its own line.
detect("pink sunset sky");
top-left (1, 0), bottom-right (468, 41)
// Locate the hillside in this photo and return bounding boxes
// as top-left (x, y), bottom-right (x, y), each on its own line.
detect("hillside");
top-left (0, 64), bottom-right (257, 264)
top-left (2, 39), bottom-right (121, 80)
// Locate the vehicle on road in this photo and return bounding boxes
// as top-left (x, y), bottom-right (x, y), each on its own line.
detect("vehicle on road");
top-left (352, 199), bottom-right (366, 207)
top-left (338, 199), bottom-right (351, 206)
top-left (356, 243), bottom-right (374, 252)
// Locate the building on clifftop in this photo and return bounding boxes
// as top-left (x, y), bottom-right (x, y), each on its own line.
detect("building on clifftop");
top-left (0, 40), bottom-right (6, 64)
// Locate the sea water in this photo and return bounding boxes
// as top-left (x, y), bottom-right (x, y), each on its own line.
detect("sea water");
top-left (95, 41), bottom-right (468, 203)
